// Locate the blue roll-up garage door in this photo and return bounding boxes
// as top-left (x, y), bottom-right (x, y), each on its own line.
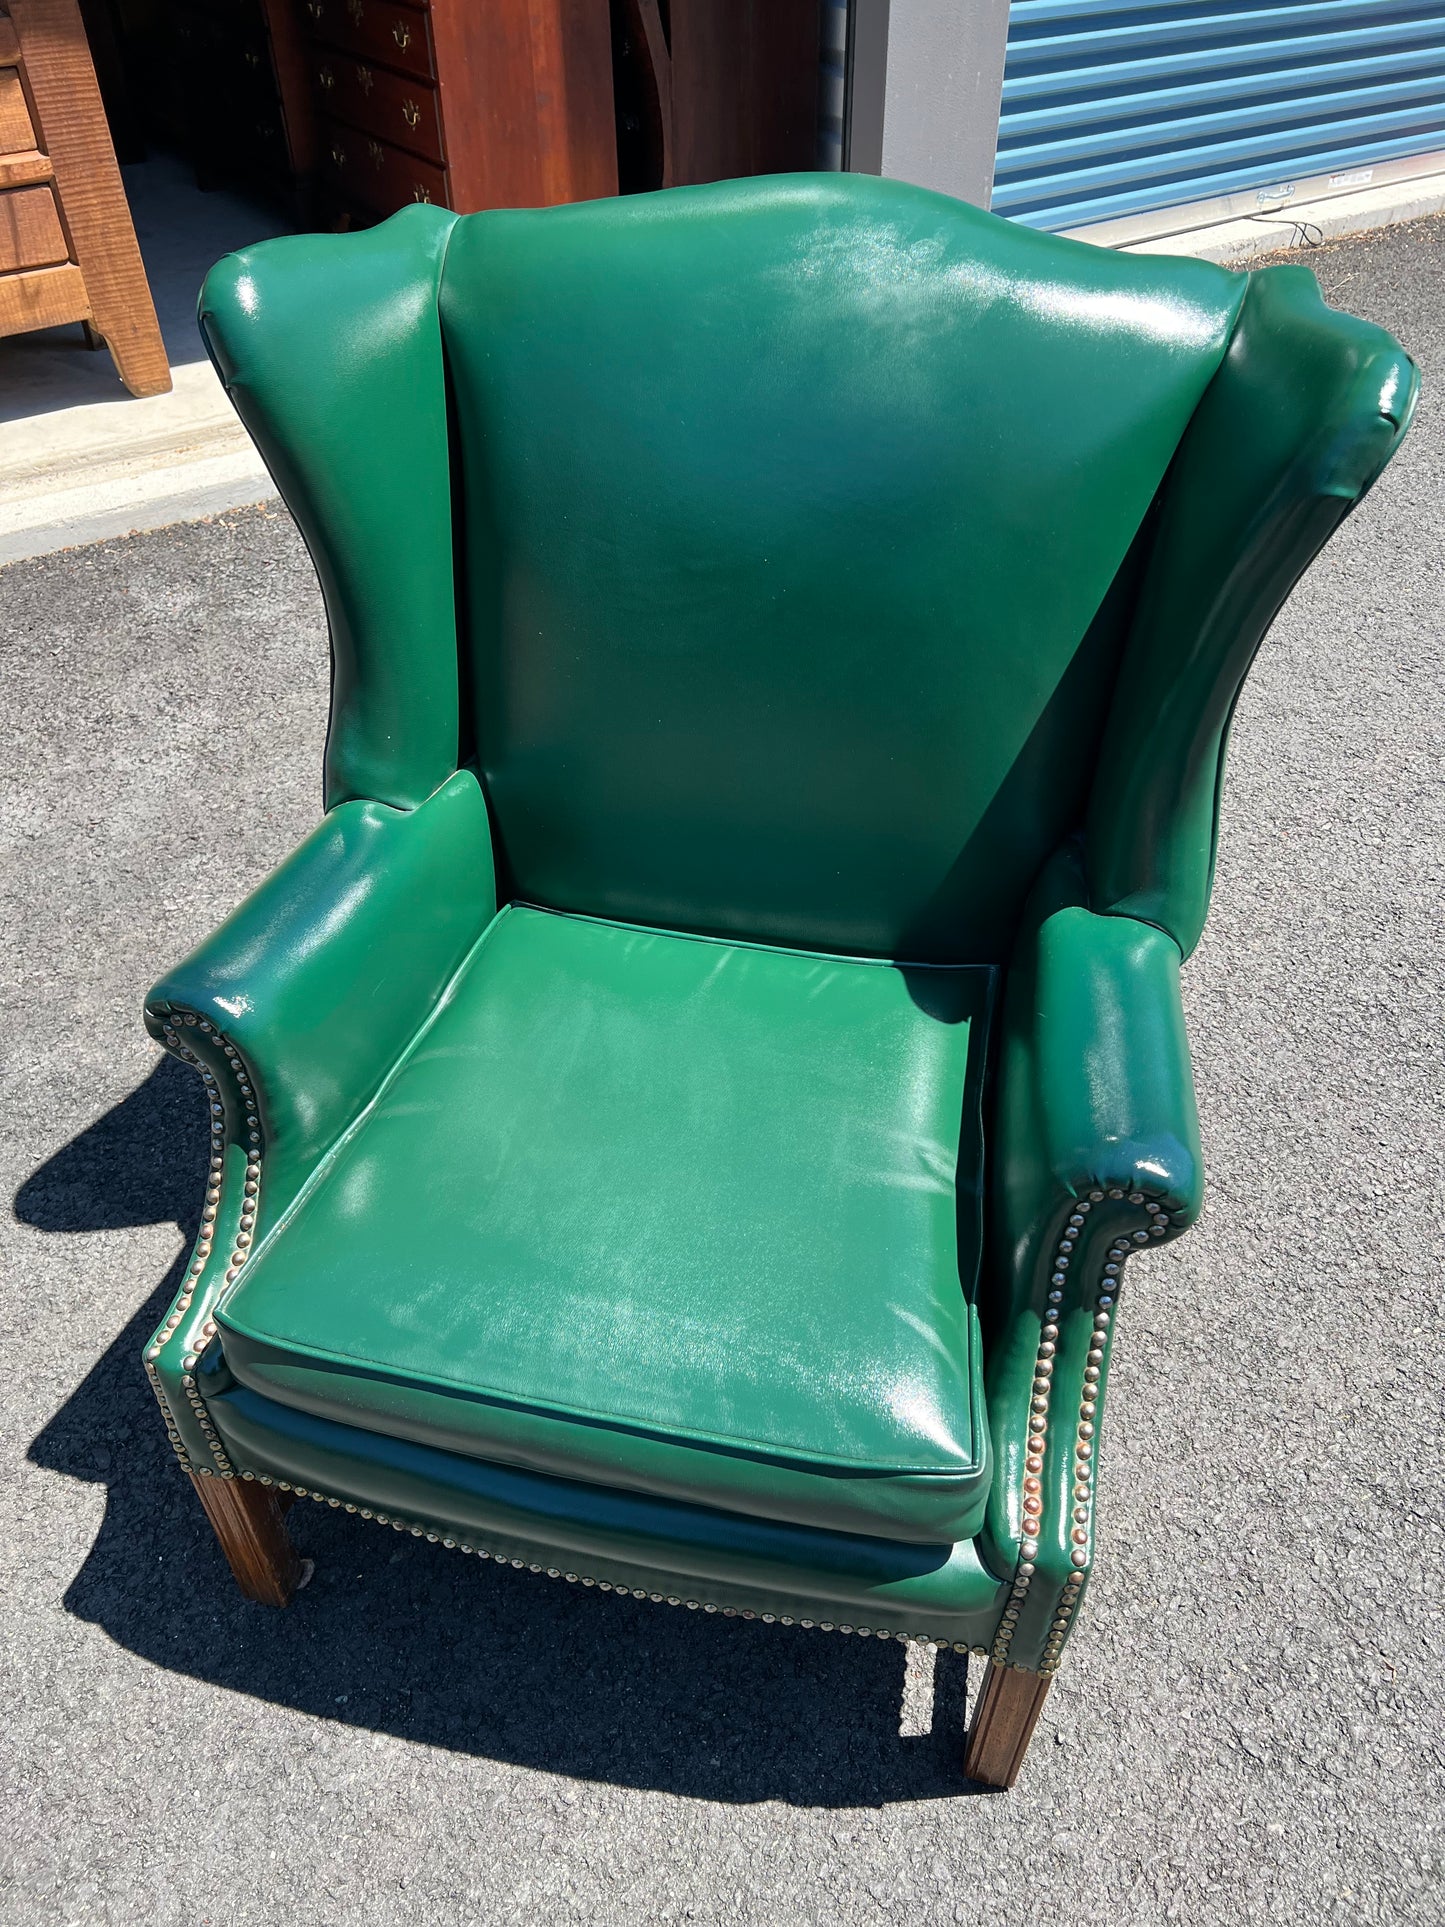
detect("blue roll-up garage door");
top-left (993, 1), bottom-right (1445, 238)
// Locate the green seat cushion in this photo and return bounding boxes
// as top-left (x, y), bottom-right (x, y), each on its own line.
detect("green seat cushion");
top-left (218, 905), bottom-right (994, 1543)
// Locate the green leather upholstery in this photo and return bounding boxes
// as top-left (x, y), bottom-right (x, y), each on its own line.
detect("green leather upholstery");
top-left (979, 848), bottom-right (1205, 1667)
top-left (145, 172), bottom-right (1415, 1681)
top-left (203, 1383), bottom-right (1007, 1643)
top-left (439, 183), bottom-right (1247, 959)
top-left (216, 905), bottom-right (994, 1543)
top-left (1088, 263), bottom-right (1419, 954)
top-left (145, 771), bottom-right (495, 1230)
top-left (198, 206), bottom-right (462, 811)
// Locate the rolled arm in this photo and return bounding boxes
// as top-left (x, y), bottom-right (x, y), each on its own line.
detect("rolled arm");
top-left (982, 850), bottom-right (1202, 1672)
top-left (142, 769), bottom-right (494, 1476)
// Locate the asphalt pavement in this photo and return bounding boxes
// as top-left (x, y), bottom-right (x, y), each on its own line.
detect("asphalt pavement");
top-left (2, 218), bottom-right (1443, 1925)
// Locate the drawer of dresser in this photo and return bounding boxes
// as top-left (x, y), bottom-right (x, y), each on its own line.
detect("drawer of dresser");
top-left (312, 51), bottom-right (442, 166)
top-left (318, 114), bottom-right (447, 217)
top-left (0, 66), bottom-right (36, 153)
top-left (167, 2), bottom-right (276, 102)
top-left (165, 2), bottom-right (296, 187)
top-left (0, 183), bottom-right (68, 273)
top-left (303, 0), bottom-right (433, 84)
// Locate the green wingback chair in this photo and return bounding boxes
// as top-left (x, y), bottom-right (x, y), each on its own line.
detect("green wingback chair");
top-left (143, 173), bottom-right (1415, 1788)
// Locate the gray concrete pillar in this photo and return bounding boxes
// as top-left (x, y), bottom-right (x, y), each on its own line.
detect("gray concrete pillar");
top-left (846, 0), bottom-right (1012, 210)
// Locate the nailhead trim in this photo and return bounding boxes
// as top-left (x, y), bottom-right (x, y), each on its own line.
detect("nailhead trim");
top-left (143, 1017), bottom-right (1006, 1657)
top-left (143, 1010), bottom-right (264, 1479)
top-left (145, 1029), bottom-right (1182, 1661)
top-left (1038, 1272), bottom-right (1110, 1674)
top-left (993, 1188), bottom-right (1172, 1676)
top-left (233, 1474), bottom-right (994, 1652)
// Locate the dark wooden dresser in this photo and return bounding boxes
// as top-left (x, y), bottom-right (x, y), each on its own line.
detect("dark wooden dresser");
top-left (164, 0), bottom-right (314, 213)
top-left (105, 1), bottom-right (821, 226)
top-left (301, 0), bottom-right (617, 220)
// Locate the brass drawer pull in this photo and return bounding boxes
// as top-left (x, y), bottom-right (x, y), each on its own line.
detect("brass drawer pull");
top-left (317, 65), bottom-right (335, 91)
top-left (392, 20), bottom-right (411, 48)
top-left (330, 142), bottom-right (346, 168)
top-left (401, 98), bottom-right (420, 128)
top-left (412, 183), bottom-right (431, 203)
top-left (356, 63), bottom-right (374, 95)
top-left (367, 139), bottom-right (384, 169)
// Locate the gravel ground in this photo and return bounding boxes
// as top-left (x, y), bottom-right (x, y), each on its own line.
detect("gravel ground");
top-left (2, 219), bottom-right (1443, 1926)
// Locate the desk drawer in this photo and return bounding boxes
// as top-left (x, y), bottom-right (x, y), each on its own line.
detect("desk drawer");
top-left (304, 0), bottom-right (433, 84)
top-left (318, 113), bottom-right (447, 217)
top-left (0, 65), bottom-right (36, 152)
top-left (313, 53), bottom-right (442, 166)
top-left (0, 183), bottom-right (68, 272)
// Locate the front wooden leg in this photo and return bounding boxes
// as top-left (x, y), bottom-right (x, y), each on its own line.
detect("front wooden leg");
top-left (189, 1473), bottom-right (306, 1606)
top-left (964, 1661), bottom-right (1052, 1788)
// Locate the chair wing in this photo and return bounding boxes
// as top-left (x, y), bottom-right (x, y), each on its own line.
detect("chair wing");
top-left (199, 205), bottom-right (462, 812)
top-left (1089, 261), bottom-right (1419, 954)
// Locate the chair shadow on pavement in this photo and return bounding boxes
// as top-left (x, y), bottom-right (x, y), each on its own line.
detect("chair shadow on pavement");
top-left (21, 1059), bottom-right (990, 1807)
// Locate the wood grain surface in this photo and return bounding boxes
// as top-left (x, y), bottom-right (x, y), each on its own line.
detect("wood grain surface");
top-left (7, 0), bottom-right (169, 394)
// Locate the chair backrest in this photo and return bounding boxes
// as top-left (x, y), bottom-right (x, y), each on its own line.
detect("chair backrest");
top-left (438, 176), bottom-right (1244, 961)
top-left (200, 174), bottom-right (1416, 965)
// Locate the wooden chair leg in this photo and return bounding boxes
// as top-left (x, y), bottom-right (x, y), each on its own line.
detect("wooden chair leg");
top-left (963, 1661), bottom-right (1052, 1788)
top-left (188, 1472), bottom-right (306, 1606)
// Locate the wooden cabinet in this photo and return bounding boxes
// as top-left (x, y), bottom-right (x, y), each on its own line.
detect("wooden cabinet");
top-left (0, 0), bottom-right (169, 395)
top-left (299, 0), bottom-right (823, 225)
top-left (301, 0), bottom-right (618, 222)
top-left (611, 0), bottom-right (820, 194)
top-left (93, 0), bottom-right (823, 232)
top-left (161, 0), bottom-right (315, 214)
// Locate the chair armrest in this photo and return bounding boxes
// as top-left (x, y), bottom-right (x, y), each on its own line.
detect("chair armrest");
top-left (981, 850), bottom-right (1202, 1671)
top-left (142, 769), bottom-right (494, 1476)
top-left (146, 767), bottom-right (494, 1218)
top-left (996, 861), bottom-right (1203, 1273)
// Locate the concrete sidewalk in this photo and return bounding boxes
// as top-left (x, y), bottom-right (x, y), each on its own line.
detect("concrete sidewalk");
top-left (0, 158), bottom-right (284, 566)
top-left (1, 220), bottom-right (1442, 1925)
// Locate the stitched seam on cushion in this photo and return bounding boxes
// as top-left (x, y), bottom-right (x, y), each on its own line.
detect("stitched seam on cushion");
top-left (215, 1319), bottom-right (983, 1482)
top-left (509, 901), bottom-right (996, 979)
